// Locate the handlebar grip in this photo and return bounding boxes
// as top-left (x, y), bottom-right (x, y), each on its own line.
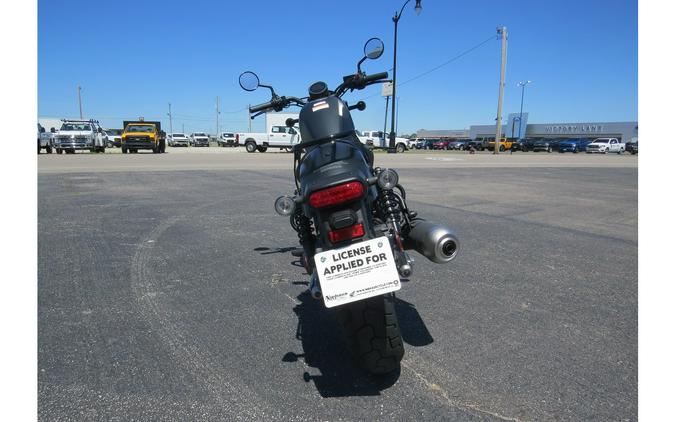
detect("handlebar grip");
top-left (362, 71), bottom-right (389, 84)
top-left (249, 101), bottom-right (274, 113)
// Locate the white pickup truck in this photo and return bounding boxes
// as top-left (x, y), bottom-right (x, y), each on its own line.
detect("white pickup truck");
top-left (360, 130), bottom-right (409, 152)
top-left (238, 112), bottom-right (301, 153)
top-left (585, 137), bottom-right (626, 154)
top-left (53, 119), bottom-right (107, 154)
top-left (38, 123), bottom-right (53, 154)
top-left (239, 125), bottom-right (301, 153)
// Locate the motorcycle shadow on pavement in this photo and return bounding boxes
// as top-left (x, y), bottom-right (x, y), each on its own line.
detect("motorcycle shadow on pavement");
top-left (282, 291), bottom-right (434, 398)
top-left (254, 245), bottom-right (434, 396)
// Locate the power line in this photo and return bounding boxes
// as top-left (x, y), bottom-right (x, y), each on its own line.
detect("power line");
top-left (356, 34), bottom-right (497, 102)
top-left (398, 34), bottom-right (497, 87)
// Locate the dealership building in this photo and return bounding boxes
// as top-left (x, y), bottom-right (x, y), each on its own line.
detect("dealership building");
top-left (418, 120), bottom-right (638, 142)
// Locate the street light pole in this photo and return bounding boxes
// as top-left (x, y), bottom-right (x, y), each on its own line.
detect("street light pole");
top-left (388, 0), bottom-right (422, 153)
top-left (167, 103), bottom-right (173, 135)
top-left (77, 85), bottom-right (83, 119)
top-left (517, 80), bottom-right (532, 139)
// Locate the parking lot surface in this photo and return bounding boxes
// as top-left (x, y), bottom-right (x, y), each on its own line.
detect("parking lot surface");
top-left (38, 150), bottom-right (637, 421)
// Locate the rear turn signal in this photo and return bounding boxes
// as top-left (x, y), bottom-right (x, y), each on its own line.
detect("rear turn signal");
top-left (309, 181), bottom-right (365, 209)
top-left (328, 223), bottom-right (365, 244)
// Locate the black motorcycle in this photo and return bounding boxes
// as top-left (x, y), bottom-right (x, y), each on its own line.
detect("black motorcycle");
top-left (239, 38), bottom-right (459, 374)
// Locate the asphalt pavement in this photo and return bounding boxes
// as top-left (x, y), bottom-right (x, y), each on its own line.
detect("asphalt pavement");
top-left (38, 150), bottom-right (637, 421)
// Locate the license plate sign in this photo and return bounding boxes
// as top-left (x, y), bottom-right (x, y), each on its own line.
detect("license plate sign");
top-left (314, 236), bottom-right (401, 308)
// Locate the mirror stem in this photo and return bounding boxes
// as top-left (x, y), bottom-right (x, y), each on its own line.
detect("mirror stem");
top-left (258, 84), bottom-right (277, 98)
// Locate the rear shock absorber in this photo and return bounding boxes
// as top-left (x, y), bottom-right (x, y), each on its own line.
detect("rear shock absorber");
top-left (377, 188), bottom-right (413, 277)
top-left (377, 189), bottom-right (403, 234)
top-left (290, 209), bottom-right (316, 273)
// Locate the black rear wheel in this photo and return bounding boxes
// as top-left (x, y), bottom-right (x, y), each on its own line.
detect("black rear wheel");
top-left (335, 293), bottom-right (404, 374)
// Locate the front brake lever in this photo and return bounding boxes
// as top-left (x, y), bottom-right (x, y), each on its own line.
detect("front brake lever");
top-left (251, 111), bottom-right (265, 120)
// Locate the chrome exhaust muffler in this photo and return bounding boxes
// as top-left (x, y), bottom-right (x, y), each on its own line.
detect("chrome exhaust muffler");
top-left (403, 220), bottom-right (459, 264)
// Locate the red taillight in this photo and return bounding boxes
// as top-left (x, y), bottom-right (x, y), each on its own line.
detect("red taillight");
top-left (328, 223), bottom-right (365, 244)
top-left (309, 181), bottom-right (364, 209)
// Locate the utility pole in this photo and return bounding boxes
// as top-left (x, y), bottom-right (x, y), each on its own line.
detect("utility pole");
top-left (77, 86), bottom-right (83, 119)
top-left (167, 103), bottom-right (173, 135)
top-left (215, 96), bottom-right (220, 138)
top-left (248, 104), bottom-right (252, 132)
top-left (182, 123), bottom-right (185, 134)
top-left (494, 26), bottom-right (508, 155)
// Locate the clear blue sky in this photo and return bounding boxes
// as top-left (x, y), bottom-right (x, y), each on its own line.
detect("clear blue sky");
top-left (38, 0), bottom-right (637, 134)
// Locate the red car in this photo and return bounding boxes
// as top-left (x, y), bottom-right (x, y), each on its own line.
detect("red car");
top-left (433, 139), bottom-right (450, 150)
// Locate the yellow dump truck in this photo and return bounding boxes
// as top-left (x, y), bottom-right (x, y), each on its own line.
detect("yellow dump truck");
top-left (121, 119), bottom-right (166, 154)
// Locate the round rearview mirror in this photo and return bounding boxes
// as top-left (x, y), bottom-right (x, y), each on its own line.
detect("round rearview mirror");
top-left (239, 71), bottom-right (260, 92)
top-left (364, 38), bottom-right (385, 60)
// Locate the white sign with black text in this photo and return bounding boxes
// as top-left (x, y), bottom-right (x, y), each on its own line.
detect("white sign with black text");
top-left (314, 236), bottom-right (401, 308)
top-left (381, 82), bottom-right (393, 97)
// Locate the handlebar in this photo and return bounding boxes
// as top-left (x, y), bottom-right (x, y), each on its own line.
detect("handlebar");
top-left (247, 70), bottom-right (388, 116)
top-left (361, 71), bottom-right (389, 85)
top-left (250, 101), bottom-right (276, 114)
top-left (249, 96), bottom-right (306, 114)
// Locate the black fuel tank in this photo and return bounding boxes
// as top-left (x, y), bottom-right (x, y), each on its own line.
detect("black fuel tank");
top-left (299, 96), bottom-right (355, 143)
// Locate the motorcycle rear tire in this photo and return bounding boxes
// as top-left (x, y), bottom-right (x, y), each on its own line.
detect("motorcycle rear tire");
top-left (335, 293), bottom-right (404, 374)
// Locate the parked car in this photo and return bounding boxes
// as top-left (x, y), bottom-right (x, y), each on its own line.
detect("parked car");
top-left (190, 132), bottom-right (210, 147)
top-left (448, 139), bottom-right (470, 150)
top-left (238, 125), bottom-right (301, 152)
top-left (558, 138), bottom-right (592, 153)
top-left (217, 132), bottom-right (238, 147)
top-left (407, 138), bottom-right (420, 149)
top-left (356, 130), bottom-right (375, 147)
top-left (433, 139), bottom-right (450, 150)
top-left (360, 130), bottom-right (409, 152)
top-left (586, 137), bottom-right (625, 154)
top-left (467, 140), bottom-right (487, 151)
top-left (550, 138), bottom-right (567, 152)
top-left (54, 119), bottom-right (108, 154)
top-left (38, 123), bottom-right (53, 154)
top-left (626, 141), bottom-right (638, 155)
top-left (517, 138), bottom-right (539, 152)
top-left (168, 133), bottom-right (189, 147)
top-left (418, 138), bottom-right (439, 150)
top-left (532, 139), bottom-right (555, 153)
top-left (105, 129), bottom-right (122, 147)
top-left (487, 138), bottom-right (515, 152)
top-left (510, 139), bottom-right (524, 152)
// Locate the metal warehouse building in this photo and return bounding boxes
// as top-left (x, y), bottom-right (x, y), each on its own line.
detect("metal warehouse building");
top-left (469, 121), bottom-right (638, 142)
top-left (418, 121), bottom-right (638, 142)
